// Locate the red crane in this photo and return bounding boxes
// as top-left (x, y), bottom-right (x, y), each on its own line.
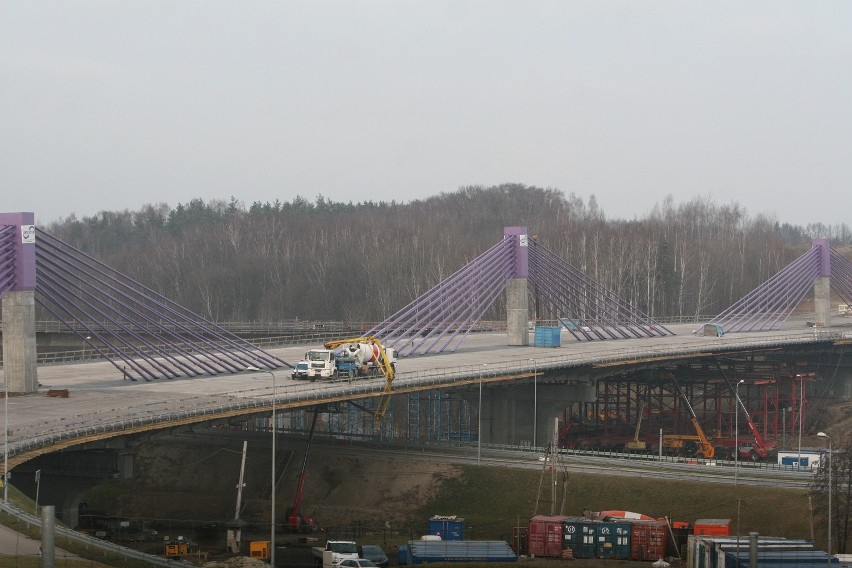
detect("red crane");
top-left (713, 360), bottom-right (772, 460)
top-left (285, 409), bottom-right (320, 533)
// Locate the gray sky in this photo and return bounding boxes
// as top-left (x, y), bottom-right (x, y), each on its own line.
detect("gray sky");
top-left (2, 1), bottom-right (850, 226)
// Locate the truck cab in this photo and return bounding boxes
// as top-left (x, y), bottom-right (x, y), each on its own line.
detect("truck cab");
top-left (306, 349), bottom-right (337, 380)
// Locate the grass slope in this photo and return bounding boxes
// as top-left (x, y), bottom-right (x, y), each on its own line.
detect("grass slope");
top-left (422, 465), bottom-right (811, 541)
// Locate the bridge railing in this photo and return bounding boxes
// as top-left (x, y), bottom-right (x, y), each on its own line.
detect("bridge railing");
top-left (16, 319), bottom-right (510, 335)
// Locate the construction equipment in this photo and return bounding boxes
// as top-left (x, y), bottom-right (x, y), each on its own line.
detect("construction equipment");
top-left (663, 379), bottom-right (716, 459)
top-left (625, 401), bottom-right (647, 450)
top-left (285, 409), bottom-right (319, 533)
top-left (713, 360), bottom-right (772, 460)
top-left (321, 336), bottom-right (397, 419)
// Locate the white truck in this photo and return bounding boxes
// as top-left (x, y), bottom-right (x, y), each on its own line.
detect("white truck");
top-left (305, 338), bottom-right (397, 381)
top-left (311, 540), bottom-right (359, 567)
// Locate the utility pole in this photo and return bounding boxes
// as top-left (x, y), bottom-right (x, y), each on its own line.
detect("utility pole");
top-left (227, 441), bottom-right (248, 554)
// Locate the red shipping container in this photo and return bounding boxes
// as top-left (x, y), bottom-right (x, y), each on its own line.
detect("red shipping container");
top-left (628, 520), bottom-right (668, 561)
top-left (694, 519), bottom-right (731, 536)
top-left (528, 515), bottom-right (567, 558)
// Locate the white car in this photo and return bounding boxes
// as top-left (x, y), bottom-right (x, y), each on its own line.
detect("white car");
top-left (340, 560), bottom-right (377, 568)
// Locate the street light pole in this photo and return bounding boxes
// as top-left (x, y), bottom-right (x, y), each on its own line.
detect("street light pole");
top-left (817, 432), bottom-right (832, 563)
top-left (530, 359), bottom-right (537, 448)
top-left (734, 378), bottom-right (744, 558)
top-left (478, 364), bottom-right (486, 465)
top-left (247, 366), bottom-right (277, 566)
top-left (3, 374), bottom-right (7, 503)
top-left (735, 379), bottom-right (744, 485)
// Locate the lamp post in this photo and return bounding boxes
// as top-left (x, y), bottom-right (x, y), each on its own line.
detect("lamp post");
top-left (478, 364), bottom-right (486, 465)
top-left (529, 359), bottom-right (537, 448)
top-left (734, 378), bottom-right (744, 558)
top-left (735, 379), bottom-right (744, 485)
top-left (247, 366), bottom-right (277, 566)
top-left (817, 432), bottom-right (832, 562)
top-left (3, 373), bottom-right (7, 503)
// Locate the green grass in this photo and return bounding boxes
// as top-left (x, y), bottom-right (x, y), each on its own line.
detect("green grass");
top-left (420, 465), bottom-right (812, 542)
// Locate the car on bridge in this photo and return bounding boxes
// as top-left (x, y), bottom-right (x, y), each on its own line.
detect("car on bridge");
top-left (292, 360), bottom-right (310, 379)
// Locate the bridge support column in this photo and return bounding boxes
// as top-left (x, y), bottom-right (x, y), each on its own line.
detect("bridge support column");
top-left (814, 277), bottom-right (830, 327)
top-left (119, 451), bottom-right (134, 479)
top-left (505, 227), bottom-right (530, 347)
top-left (0, 212), bottom-right (38, 394)
top-left (2, 291), bottom-right (38, 393)
top-left (462, 381), bottom-right (596, 447)
top-left (506, 279), bottom-right (529, 346)
top-left (813, 239), bottom-right (831, 328)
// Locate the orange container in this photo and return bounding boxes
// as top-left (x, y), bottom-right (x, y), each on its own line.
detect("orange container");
top-left (694, 519), bottom-right (731, 536)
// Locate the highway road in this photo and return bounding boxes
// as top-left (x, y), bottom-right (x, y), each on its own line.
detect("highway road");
top-left (0, 321), bottom-right (847, 472)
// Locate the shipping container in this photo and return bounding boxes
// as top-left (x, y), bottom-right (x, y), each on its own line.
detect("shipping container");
top-left (694, 519), bottom-right (731, 536)
top-left (687, 534), bottom-right (823, 568)
top-left (510, 526), bottom-right (528, 557)
top-left (402, 540), bottom-right (516, 564)
top-left (722, 550), bottom-right (835, 568)
top-left (562, 517), bottom-right (598, 559)
top-left (595, 521), bottom-right (631, 560)
top-left (428, 515), bottom-right (464, 541)
top-left (777, 449), bottom-right (824, 470)
top-left (534, 326), bottom-right (561, 347)
top-left (628, 520), bottom-right (668, 561)
top-left (528, 515), bottom-right (567, 558)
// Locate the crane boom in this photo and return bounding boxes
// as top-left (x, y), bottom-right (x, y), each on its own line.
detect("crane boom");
top-left (286, 408), bottom-right (319, 533)
top-left (712, 359), bottom-right (770, 459)
top-left (669, 377), bottom-right (715, 459)
top-left (323, 336), bottom-right (396, 419)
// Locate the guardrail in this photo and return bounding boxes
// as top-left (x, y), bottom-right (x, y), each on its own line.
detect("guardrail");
top-left (3, 319), bottom-right (508, 335)
top-left (0, 501), bottom-right (193, 567)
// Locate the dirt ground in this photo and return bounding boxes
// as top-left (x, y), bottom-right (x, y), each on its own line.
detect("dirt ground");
top-left (87, 432), bottom-right (462, 531)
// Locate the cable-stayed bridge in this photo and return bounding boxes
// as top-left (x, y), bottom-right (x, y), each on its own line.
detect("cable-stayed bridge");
top-left (1, 214), bottom-right (851, 483)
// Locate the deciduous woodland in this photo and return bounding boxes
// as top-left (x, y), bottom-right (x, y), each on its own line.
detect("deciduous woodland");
top-left (44, 184), bottom-right (851, 323)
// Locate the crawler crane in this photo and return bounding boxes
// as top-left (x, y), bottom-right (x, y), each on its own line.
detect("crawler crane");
top-left (662, 379), bottom-right (716, 459)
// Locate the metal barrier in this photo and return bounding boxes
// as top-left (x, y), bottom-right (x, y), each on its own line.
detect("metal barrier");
top-left (0, 501), bottom-right (193, 567)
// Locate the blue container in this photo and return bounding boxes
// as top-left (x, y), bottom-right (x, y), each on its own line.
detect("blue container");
top-left (406, 540), bottom-right (516, 564)
top-left (534, 326), bottom-right (561, 347)
top-left (595, 521), bottom-right (631, 560)
top-left (428, 516), bottom-right (465, 540)
top-left (562, 517), bottom-right (598, 559)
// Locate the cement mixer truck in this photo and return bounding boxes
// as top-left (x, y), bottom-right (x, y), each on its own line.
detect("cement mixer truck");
top-left (303, 337), bottom-right (397, 381)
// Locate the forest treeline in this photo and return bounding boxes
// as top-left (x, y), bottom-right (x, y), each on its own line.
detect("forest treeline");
top-left (43, 184), bottom-right (852, 323)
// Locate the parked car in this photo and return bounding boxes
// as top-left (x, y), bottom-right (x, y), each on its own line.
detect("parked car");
top-left (359, 544), bottom-right (389, 568)
top-left (340, 559), bottom-right (377, 568)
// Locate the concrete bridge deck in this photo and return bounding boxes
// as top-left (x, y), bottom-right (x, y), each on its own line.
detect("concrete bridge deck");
top-left (2, 321), bottom-right (849, 472)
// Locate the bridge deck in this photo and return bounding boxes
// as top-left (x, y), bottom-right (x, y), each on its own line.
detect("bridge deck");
top-left (1, 320), bottom-right (847, 471)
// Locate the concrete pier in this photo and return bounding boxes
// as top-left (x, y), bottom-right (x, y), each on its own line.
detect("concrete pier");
top-left (0, 212), bottom-right (38, 394)
top-left (505, 227), bottom-right (530, 347)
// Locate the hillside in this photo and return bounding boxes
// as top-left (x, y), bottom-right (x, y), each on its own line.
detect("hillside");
top-left (81, 432), bottom-right (821, 547)
top-left (41, 186), bottom-right (851, 323)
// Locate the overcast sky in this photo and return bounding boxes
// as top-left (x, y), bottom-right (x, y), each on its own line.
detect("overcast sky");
top-left (2, 2), bottom-right (850, 226)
